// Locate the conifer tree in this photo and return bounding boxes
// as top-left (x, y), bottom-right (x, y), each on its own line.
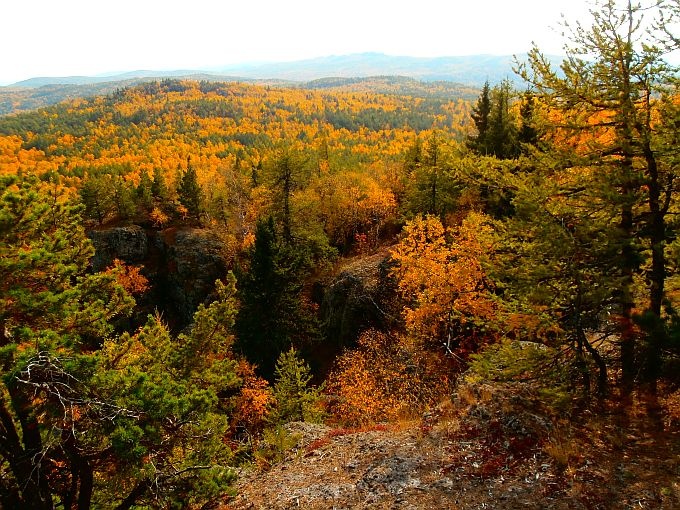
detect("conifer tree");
top-left (518, 0), bottom-right (677, 390)
top-left (487, 80), bottom-right (520, 159)
top-left (96, 276), bottom-right (241, 508)
top-left (403, 136), bottom-right (423, 175)
top-left (177, 163), bottom-right (203, 222)
top-left (0, 175), bottom-right (133, 508)
top-left (111, 174), bottom-right (135, 220)
top-left (494, 162), bottom-right (615, 396)
top-left (518, 90), bottom-right (538, 148)
top-left (135, 169), bottom-right (154, 212)
top-left (151, 166), bottom-right (170, 202)
top-left (272, 348), bottom-right (323, 423)
top-left (80, 174), bottom-right (115, 224)
top-left (266, 147), bottom-right (308, 243)
top-left (403, 133), bottom-right (459, 218)
top-left (468, 81), bottom-right (492, 154)
top-left (468, 80), bottom-right (520, 159)
top-left (235, 217), bottom-right (318, 379)
top-left (0, 175), bottom-right (241, 507)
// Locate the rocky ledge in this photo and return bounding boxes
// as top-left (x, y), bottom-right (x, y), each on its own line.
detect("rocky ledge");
top-left (88, 225), bottom-right (228, 326)
top-left (224, 384), bottom-right (680, 510)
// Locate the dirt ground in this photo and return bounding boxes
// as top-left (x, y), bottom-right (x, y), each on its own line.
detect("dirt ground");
top-left (222, 384), bottom-right (680, 509)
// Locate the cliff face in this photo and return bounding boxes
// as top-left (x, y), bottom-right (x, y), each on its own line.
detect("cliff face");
top-left (318, 252), bottom-right (401, 350)
top-left (88, 225), bottom-right (149, 271)
top-left (88, 226), bottom-right (228, 328)
top-left (155, 228), bottom-right (228, 324)
top-left (88, 225), bottom-right (397, 338)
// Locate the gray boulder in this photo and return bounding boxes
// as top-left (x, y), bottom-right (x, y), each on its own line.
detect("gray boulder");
top-left (88, 225), bottom-right (148, 271)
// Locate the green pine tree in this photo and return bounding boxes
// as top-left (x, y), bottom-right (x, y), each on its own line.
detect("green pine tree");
top-left (494, 162), bottom-right (615, 396)
top-left (519, 0), bottom-right (677, 390)
top-left (468, 81), bottom-right (492, 155)
top-left (80, 173), bottom-right (115, 224)
top-left (266, 147), bottom-right (308, 243)
top-left (177, 163), bottom-right (203, 222)
top-left (272, 347), bottom-right (324, 423)
top-left (468, 80), bottom-right (521, 159)
top-left (403, 132), bottom-right (460, 218)
top-left (487, 80), bottom-right (520, 159)
top-left (518, 90), bottom-right (538, 148)
top-left (235, 217), bottom-right (319, 379)
top-left (111, 174), bottom-right (136, 220)
top-left (95, 276), bottom-right (241, 507)
top-left (135, 169), bottom-right (154, 212)
top-left (0, 175), bottom-right (241, 508)
top-left (0, 175), bottom-right (134, 508)
top-left (151, 166), bottom-right (170, 202)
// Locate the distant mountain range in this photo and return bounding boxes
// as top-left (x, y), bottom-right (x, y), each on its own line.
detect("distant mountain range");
top-left (212, 52), bottom-right (544, 85)
top-left (1, 53), bottom-right (563, 115)
top-left (9, 53), bottom-right (561, 88)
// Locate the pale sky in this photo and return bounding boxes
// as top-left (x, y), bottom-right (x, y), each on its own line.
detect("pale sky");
top-left (1, 0), bottom-right (597, 85)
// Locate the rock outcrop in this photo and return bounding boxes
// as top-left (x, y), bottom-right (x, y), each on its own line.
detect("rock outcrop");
top-left (226, 383), bottom-right (680, 509)
top-left (88, 225), bottom-right (228, 328)
top-left (88, 225), bottom-right (149, 272)
top-left (318, 252), bottom-right (401, 350)
top-left (155, 228), bottom-right (228, 324)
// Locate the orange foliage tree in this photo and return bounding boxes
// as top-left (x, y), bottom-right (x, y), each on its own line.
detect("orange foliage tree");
top-left (327, 329), bottom-right (452, 425)
top-left (107, 258), bottom-right (149, 296)
top-left (230, 360), bottom-right (275, 438)
top-left (390, 212), bottom-right (498, 358)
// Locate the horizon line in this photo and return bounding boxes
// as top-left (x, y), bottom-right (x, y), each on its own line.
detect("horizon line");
top-left (1, 51), bottom-right (556, 87)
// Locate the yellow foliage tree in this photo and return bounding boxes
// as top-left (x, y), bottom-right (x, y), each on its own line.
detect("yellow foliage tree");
top-left (390, 212), bottom-right (497, 357)
top-left (107, 259), bottom-right (149, 296)
top-left (327, 329), bottom-right (451, 425)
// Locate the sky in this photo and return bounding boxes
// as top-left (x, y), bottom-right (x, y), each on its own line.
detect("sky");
top-left (1, 0), bottom-right (598, 85)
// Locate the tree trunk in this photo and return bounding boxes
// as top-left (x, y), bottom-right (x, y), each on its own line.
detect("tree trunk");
top-left (77, 460), bottom-right (93, 510)
top-left (7, 387), bottom-right (54, 509)
top-left (581, 332), bottom-right (608, 398)
top-left (643, 139), bottom-right (665, 391)
top-left (115, 480), bottom-right (150, 510)
top-left (619, 197), bottom-right (637, 394)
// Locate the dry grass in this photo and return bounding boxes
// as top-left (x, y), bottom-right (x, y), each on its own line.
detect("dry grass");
top-left (542, 428), bottom-right (579, 470)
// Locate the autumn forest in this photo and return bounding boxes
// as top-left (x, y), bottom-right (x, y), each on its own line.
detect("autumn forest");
top-left (1, 1), bottom-right (680, 508)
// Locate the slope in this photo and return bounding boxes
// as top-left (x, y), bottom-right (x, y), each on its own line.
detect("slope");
top-left (226, 384), bottom-right (680, 509)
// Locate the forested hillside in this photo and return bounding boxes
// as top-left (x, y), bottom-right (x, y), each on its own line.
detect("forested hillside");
top-left (1, 1), bottom-right (679, 508)
top-left (0, 75), bottom-right (260, 116)
top-left (0, 74), bottom-right (477, 116)
top-left (0, 78), bottom-right (472, 172)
